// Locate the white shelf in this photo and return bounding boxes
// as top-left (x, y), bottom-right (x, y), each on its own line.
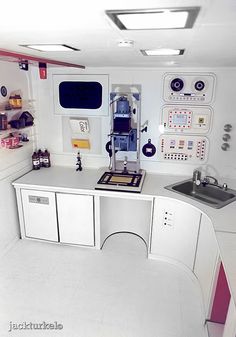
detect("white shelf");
top-left (0, 125), bottom-right (35, 138)
top-left (0, 99), bottom-right (35, 113)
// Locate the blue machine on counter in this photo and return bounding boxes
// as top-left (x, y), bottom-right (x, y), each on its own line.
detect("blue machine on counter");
top-left (112, 96), bottom-right (138, 153)
top-left (110, 92), bottom-right (140, 172)
top-left (95, 87), bottom-right (145, 193)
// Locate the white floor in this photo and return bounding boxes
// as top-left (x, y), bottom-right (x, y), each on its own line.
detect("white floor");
top-left (0, 234), bottom-right (208, 337)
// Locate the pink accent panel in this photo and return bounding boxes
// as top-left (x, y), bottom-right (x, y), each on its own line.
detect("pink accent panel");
top-left (210, 263), bottom-right (231, 324)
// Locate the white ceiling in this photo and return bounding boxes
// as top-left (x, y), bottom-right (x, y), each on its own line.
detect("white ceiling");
top-left (0, 0), bottom-right (236, 68)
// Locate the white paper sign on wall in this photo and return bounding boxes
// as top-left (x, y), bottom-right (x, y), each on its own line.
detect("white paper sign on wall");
top-left (69, 118), bottom-right (90, 134)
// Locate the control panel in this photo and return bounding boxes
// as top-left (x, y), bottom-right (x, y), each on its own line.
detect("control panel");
top-left (163, 210), bottom-right (174, 228)
top-left (163, 73), bottom-right (216, 104)
top-left (161, 105), bottom-right (212, 134)
top-left (158, 135), bottom-right (209, 163)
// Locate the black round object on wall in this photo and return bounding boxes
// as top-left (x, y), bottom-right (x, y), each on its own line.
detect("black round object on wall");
top-left (170, 78), bottom-right (184, 92)
top-left (142, 139), bottom-right (156, 157)
top-left (0, 86), bottom-right (7, 97)
top-left (194, 80), bottom-right (205, 91)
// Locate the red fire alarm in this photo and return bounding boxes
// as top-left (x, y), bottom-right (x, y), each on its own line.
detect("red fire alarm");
top-left (39, 62), bottom-right (47, 79)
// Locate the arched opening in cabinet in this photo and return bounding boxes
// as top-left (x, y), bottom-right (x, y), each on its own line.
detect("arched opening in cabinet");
top-left (99, 196), bottom-right (152, 252)
top-left (101, 231), bottom-right (148, 257)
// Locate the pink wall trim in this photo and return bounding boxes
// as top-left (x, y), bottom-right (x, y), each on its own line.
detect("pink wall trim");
top-left (210, 262), bottom-right (231, 324)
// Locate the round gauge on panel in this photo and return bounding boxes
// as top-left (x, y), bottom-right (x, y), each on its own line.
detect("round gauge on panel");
top-left (194, 80), bottom-right (205, 91)
top-left (192, 78), bottom-right (208, 92)
top-left (0, 86), bottom-right (7, 97)
top-left (170, 78), bottom-right (184, 92)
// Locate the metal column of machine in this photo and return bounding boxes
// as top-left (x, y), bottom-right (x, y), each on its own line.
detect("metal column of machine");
top-left (110, 91), bottom-right (141, 173)
top-left (95, 85), bottom-right (145, 193)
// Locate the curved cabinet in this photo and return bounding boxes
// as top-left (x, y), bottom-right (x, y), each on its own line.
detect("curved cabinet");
top-left (193, 213), bottom-right (219, 317)
top-left (150, 196), bottom-right (201, 270)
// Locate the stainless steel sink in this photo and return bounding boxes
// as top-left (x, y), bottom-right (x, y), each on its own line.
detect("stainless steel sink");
top-left (165, 179), bottom-right (236, 208)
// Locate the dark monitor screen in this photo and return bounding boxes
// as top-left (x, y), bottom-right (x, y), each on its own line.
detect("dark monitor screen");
top-left (59, 81), bottom-right (102, 109)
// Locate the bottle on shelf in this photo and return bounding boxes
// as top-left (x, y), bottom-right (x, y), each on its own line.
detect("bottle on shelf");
top-left (37, 149), bottom-right (44, 167)
top-left (0, 112), bottom-right (8, 130)
top-left (43, 149), bottom-right (51, 168)
top-left (32, 151), bottom-right (40, 170)
top-left (15, 95), bottom-right (22, 108)
top-left (9, 96), bottom-right (15, 108)
top-left (9, 94), bottom-right (22, 109)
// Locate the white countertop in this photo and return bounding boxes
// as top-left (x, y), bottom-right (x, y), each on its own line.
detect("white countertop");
top-left (13, 165), bottom-right (236, 306)
top-left (13, 165), bottom-right (236, 232)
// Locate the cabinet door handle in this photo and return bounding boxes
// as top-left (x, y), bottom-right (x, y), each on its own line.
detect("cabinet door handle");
top-left (28, 195), bottom-right (49, 205)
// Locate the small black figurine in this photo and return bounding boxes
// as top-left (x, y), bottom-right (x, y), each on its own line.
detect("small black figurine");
top-left (76, 151), bottom-right (82, 171)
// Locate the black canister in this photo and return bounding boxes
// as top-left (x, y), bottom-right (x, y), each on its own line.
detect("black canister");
top-left (0, 112), bottom-right (7, 130)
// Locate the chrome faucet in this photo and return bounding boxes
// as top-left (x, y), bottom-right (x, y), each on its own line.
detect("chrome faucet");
top-left (202, 175), bottom-right (219, 186)
top-left (202, 175), bottom-right (228, 190)
top-left (192, 169), bottom-right (201, 186)
top-left (192, 169), bottom-right (228, 191)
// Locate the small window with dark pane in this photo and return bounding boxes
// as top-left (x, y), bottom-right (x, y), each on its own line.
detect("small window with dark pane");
top-left (59, 81), bottom-right (103, 109)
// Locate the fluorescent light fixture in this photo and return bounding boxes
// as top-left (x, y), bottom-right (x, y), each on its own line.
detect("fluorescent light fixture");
top-left (141, 49), bottom-right (185, 56)
top-left (118, 11), bottom-right (188, 29)
top-left (20, 44), bottom-right (80, 52)
top-left (106, 7), bottom-right (200, 30)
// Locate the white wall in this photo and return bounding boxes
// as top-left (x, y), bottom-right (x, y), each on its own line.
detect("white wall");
top-left (31, 66), bottom-right (236, 180)
top-left (0, 61), bottom-right (33, 256)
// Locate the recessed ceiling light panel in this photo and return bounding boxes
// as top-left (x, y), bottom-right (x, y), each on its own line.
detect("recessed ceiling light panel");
top-left (141, 49), bottom-right (185, 56)
top-left (20, 44), bottom-right (80, 52)
top-left (106, 7), bottom-right (200, 30)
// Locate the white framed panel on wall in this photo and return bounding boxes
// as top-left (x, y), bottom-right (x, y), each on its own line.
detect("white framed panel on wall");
top-left (158, 134), bottom-right (209, 164)
top-left (62, 116), bottom-right (102, 154)
top-left (163, 73), bottom-right (216, 104)
top-left (52, 74), bottom-right (109, 116)
top-left (161, 105), bottom-right (213, 134)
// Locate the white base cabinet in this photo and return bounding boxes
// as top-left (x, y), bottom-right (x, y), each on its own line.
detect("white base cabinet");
top-left (193, 213), bottom-right (219, 317)
top-left (151, 197), bottom-right (201, 270)
top-left (223, 299), bottom-right (236, 337)
top-left (20, 189), bottom-right (94, 246)
top-left (21, 189), bottom-right (58, 242)
top-left (57, 193), bottom-right (94, 246)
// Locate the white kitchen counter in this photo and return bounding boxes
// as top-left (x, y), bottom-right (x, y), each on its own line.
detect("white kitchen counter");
top-left (13, 165), bottom-right (236, 307)
top-left (13, 165), bottom-right (236, 231)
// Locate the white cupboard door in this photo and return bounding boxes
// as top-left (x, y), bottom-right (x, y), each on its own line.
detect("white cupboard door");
top-left (194, 213), bottom-right (219, 317)
top-left (21, 189), bottom-right (58, 242)
top-left (223, 299), bottom-right (236, 337)
top-left (57, 193), bottom-right (94, 246)
top-left (151, 197), bottom-right (201, 270)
